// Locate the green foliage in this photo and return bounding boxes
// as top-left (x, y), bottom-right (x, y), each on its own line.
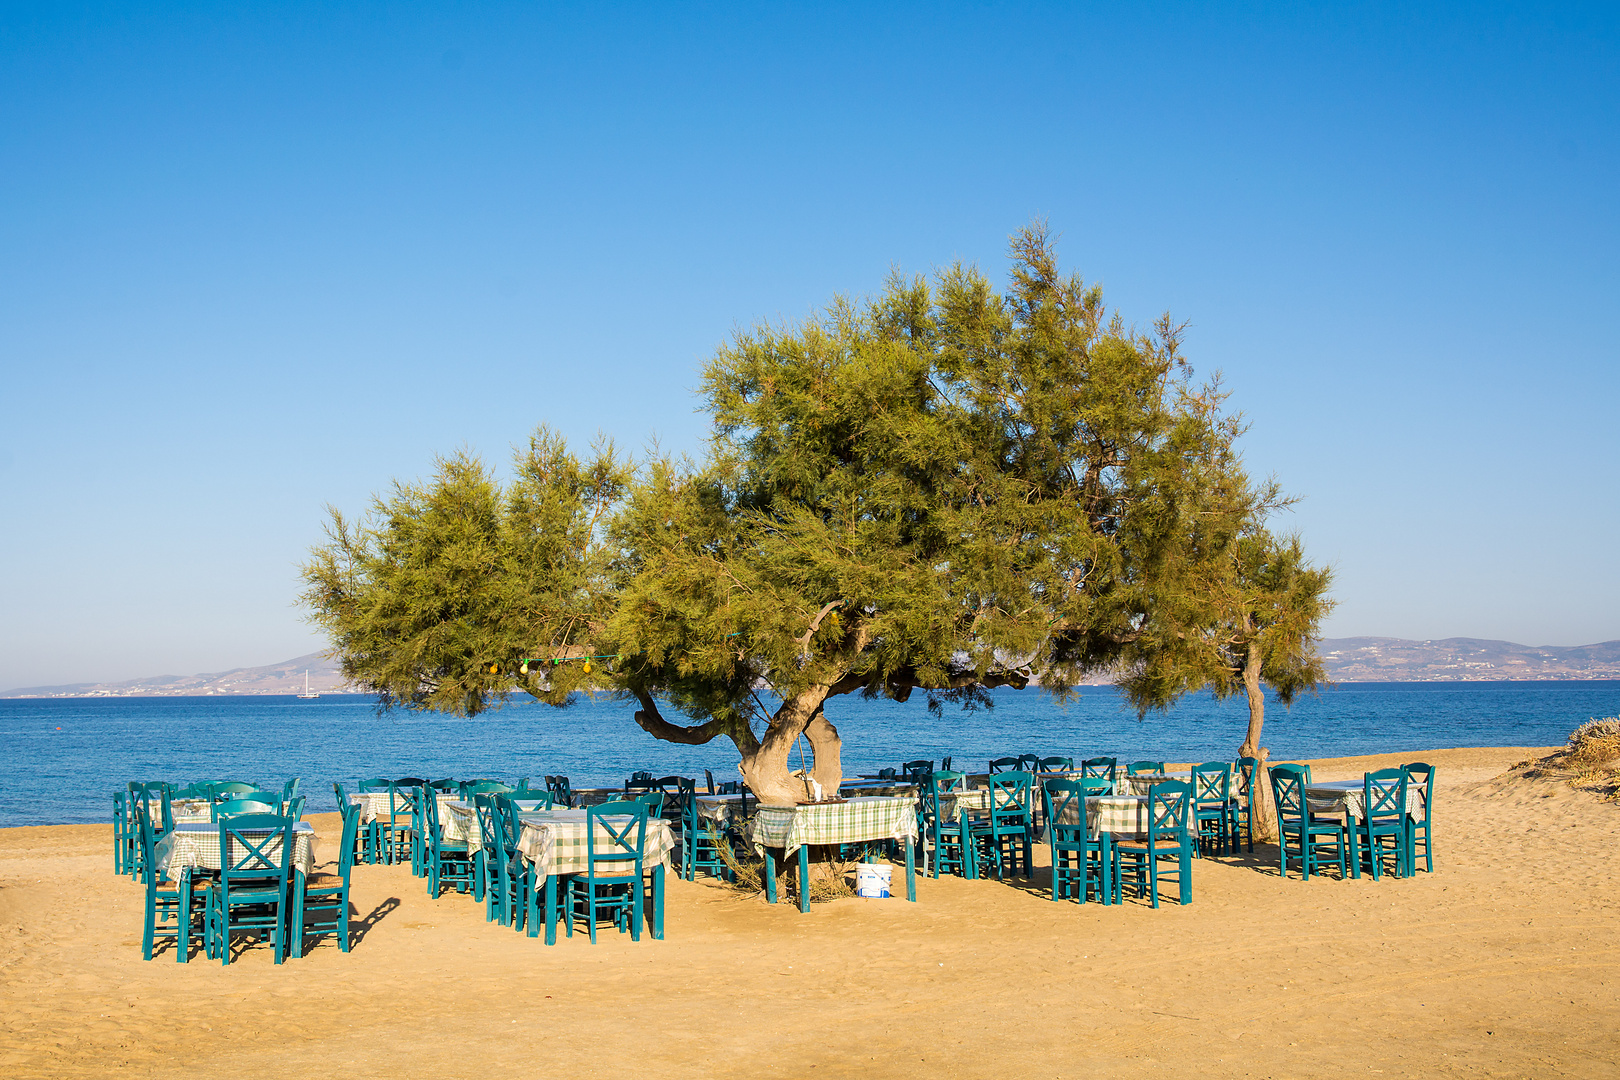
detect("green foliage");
top-left (301, 223), bottom-right (1332, 771)
top-left (300, 429), bottom-right (627, 715)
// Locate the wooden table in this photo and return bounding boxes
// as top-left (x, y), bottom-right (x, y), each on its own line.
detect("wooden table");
top-left (512, 808), bottom-right (676, 945)
top-left (751, 797), bottom-right (919, 912)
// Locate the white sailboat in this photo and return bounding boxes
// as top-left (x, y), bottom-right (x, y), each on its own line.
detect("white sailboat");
top-left (297, 669), bottom-right (320, 699)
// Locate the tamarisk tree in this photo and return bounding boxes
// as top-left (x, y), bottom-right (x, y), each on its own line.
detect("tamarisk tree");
top-left (303, 225), bottom-right (1317, 806)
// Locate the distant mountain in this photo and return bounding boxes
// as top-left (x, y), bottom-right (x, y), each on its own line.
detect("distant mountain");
top-left (1317, 637), bottom-right (1620, 682)
top-left (5, 636), bottom-right (1618, 698)
top-left (0, 652), bottom-right (357, 698)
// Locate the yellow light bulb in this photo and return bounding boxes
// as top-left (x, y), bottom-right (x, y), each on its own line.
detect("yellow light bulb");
top-left (520, 663), bottom-right (529, 675)
top-left (582, 661), bottom-right (592, 674)
top-left (489, 664), bottom-right (499, 674)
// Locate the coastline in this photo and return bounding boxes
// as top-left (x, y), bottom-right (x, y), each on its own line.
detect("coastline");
top-left (5, 744), bottom-right (1619, 1078)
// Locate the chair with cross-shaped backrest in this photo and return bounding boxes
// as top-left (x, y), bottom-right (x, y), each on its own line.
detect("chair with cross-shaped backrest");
top-left (1190, 762), bottom-right (1234, 857)
top-left (1045, 777), bottom-right (1113, 904)
top-left (565, 799), bottom-right (648, 943)
top-left (203, 812), bottom-right (294, 965)
top-left (1114, 780), bottom-right (1194, 907)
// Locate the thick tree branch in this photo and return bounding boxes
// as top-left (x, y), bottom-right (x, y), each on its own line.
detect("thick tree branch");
top-left (630, 687), bottom-right (757, 752)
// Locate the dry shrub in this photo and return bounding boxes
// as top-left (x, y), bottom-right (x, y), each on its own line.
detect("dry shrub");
top-left (709, 823), bottom-right (856, 901)
top-left (1567, 718), bottom-right (1620, 768)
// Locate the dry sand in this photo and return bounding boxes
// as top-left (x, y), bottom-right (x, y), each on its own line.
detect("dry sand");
top-left (2, 746), bottom-right (1617, 1079)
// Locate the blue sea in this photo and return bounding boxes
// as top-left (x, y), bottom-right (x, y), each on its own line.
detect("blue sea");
top-left (4, 681), bottom-right (1617, 828)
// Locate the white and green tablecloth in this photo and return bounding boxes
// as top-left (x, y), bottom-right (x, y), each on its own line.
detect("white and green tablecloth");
top-left (513, 809), bottom-right (676, 877)
top-left (350, 791), bottom-right (460, 826)
top-left (751, 796), bottom-right (919, 858)
top-left (1046, 795), bottom-right (1155, 839)
top-left (440, 799), bottom-right (551, 850)
top-left (153, 821), bottom-right (318, 879)
top-left (1306, 781), bottom-right (1424, 823)
top-left (148, 798), bottom-right (213, 826)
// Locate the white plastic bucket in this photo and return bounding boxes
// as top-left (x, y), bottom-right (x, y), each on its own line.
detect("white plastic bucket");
top-left (855, 863), bottom-right (892, 898)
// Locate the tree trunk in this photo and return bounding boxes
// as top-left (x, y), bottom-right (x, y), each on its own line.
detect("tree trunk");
top-left (738, 686), bottom-right (832, 805)
top-left (802, 706), bottom-right (844, 797)
top-left (1238, 638), bottom-right (1278, 842)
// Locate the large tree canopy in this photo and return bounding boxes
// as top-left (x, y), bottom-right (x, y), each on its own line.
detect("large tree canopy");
top-left (301, 225), bottom-right (1333, 804)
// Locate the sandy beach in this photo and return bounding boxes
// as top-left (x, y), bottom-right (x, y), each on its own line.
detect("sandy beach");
top-left (2, 746), bottom-right (1617, 1079)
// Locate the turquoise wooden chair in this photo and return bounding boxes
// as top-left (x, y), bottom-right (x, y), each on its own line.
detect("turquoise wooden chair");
top-left (421, 784), bottom-right (473, 898)
top-left (634, 790), bottom-right (666, 819)
top-left (473, 794), bottom-right (505, 919)
top-left (213, 797), bottom-right (277, 820)
top-left (428, 778), bottom-right (458, 792)
top-left (496, 796), bottom-right (533, 933)
top-left (332, 782), bottom-right (375, 865)
top-left (1045, 779), bottom-right (1112, 904)
top-left (135, 811), bottom-right (203, 961)
top-left (375, 782), bottom-right (421, 867)
top-left (203, 813), bottom-right (294, 965)
top-left (901, 759), bottom-right (933, 782)
top-left (1361, 768), bottom-right (1411, 880)
top-left (1234, 757), bottom-right (1261, 853)
top-left (677, 777), bottom-right (728, 881)
top-left (565, 800), bottom-right (648, 943)
top-left (545, 775), bottom-right (574, 808)
top-left (1270, 765), bottom-right (1348, 880)
top-left (126, 788), bottom-right (161, 881)
top-left (113, 790), bottom-right (136, 875)
top-left (171, 782), bottom-right (211, 800)
top-left (1190, 762), bottom-right (1233, 856)
top-left (624, 770), bottom-right (655, 793)
top-left (356, 778), bottom-right (392, 863)
top-left (128, 780), bottom-right (174, 796)
top-left (293, 801), bottom-right (359, 956)
top-left (971, 770), bottom-right (1034, 879)
top-left (987, 756), bottom-right (1021, 774)
top-left (1115, 780), bottom-right (1194, 907)
top-left (209, 781), bottom-right (259, 801)
top-left (922, 770), bottom-right (975, 879)
top-left (1127, 760), bottom-right (1166, 776)
top-left (1401, 763), bottom-right (1435, 872)
top-left (1081, 757), bottom-right (1118, 787)
top-left (1037, 756), bottom-right (1075, 772)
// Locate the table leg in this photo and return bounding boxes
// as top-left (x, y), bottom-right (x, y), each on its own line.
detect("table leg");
top-left (544, 873), bottom-right (558, 946)
top-left (905, 838), bottom-right (916, 902)
top-left (1346, 816), bottom-right (1362, 879)
top-left (764, 847), bottom-right (778, 904)
top-left (288, 870), bottom-right (305, 960)
top-left (797, 845), bottom-right (810, 913)
top-left (652, 863), bottom-right (665, 940)
top-left (178, 869), bottom-right (192, 963)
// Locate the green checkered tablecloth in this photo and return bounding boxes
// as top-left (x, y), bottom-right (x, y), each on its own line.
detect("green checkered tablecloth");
top-left (694, 794), bottom-right (752, 826)
top-left (513, 809), bottom-right (676, 877)
top-left (1306, 782), bottom-right (1424, 822)
top-left (751, 796), bottom-right (919, 858)
top-left (442, 799), bottom-right (552, 849)
top-left (350, 791), bottom-right (460, 826)
top-left (153, 822), bottom-right (318, 879)
top-left (1047, 795), bottom-right (1155, 839)
top-left (838, 780), bottom-right (919, 798)
top-left (145, 799), bottom-right (213, 826)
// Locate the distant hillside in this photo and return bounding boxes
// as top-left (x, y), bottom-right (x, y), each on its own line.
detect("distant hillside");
top-left (0, 653), bottom-right (356, 698)
top-left (5, 636), bottom-right (1619, 698)
top-left (1317, 637), bottom-right (1620, 682)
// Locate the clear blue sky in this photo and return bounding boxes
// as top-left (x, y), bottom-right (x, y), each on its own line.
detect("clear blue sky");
top-left (2, 3), bottom-right (1616, 691)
